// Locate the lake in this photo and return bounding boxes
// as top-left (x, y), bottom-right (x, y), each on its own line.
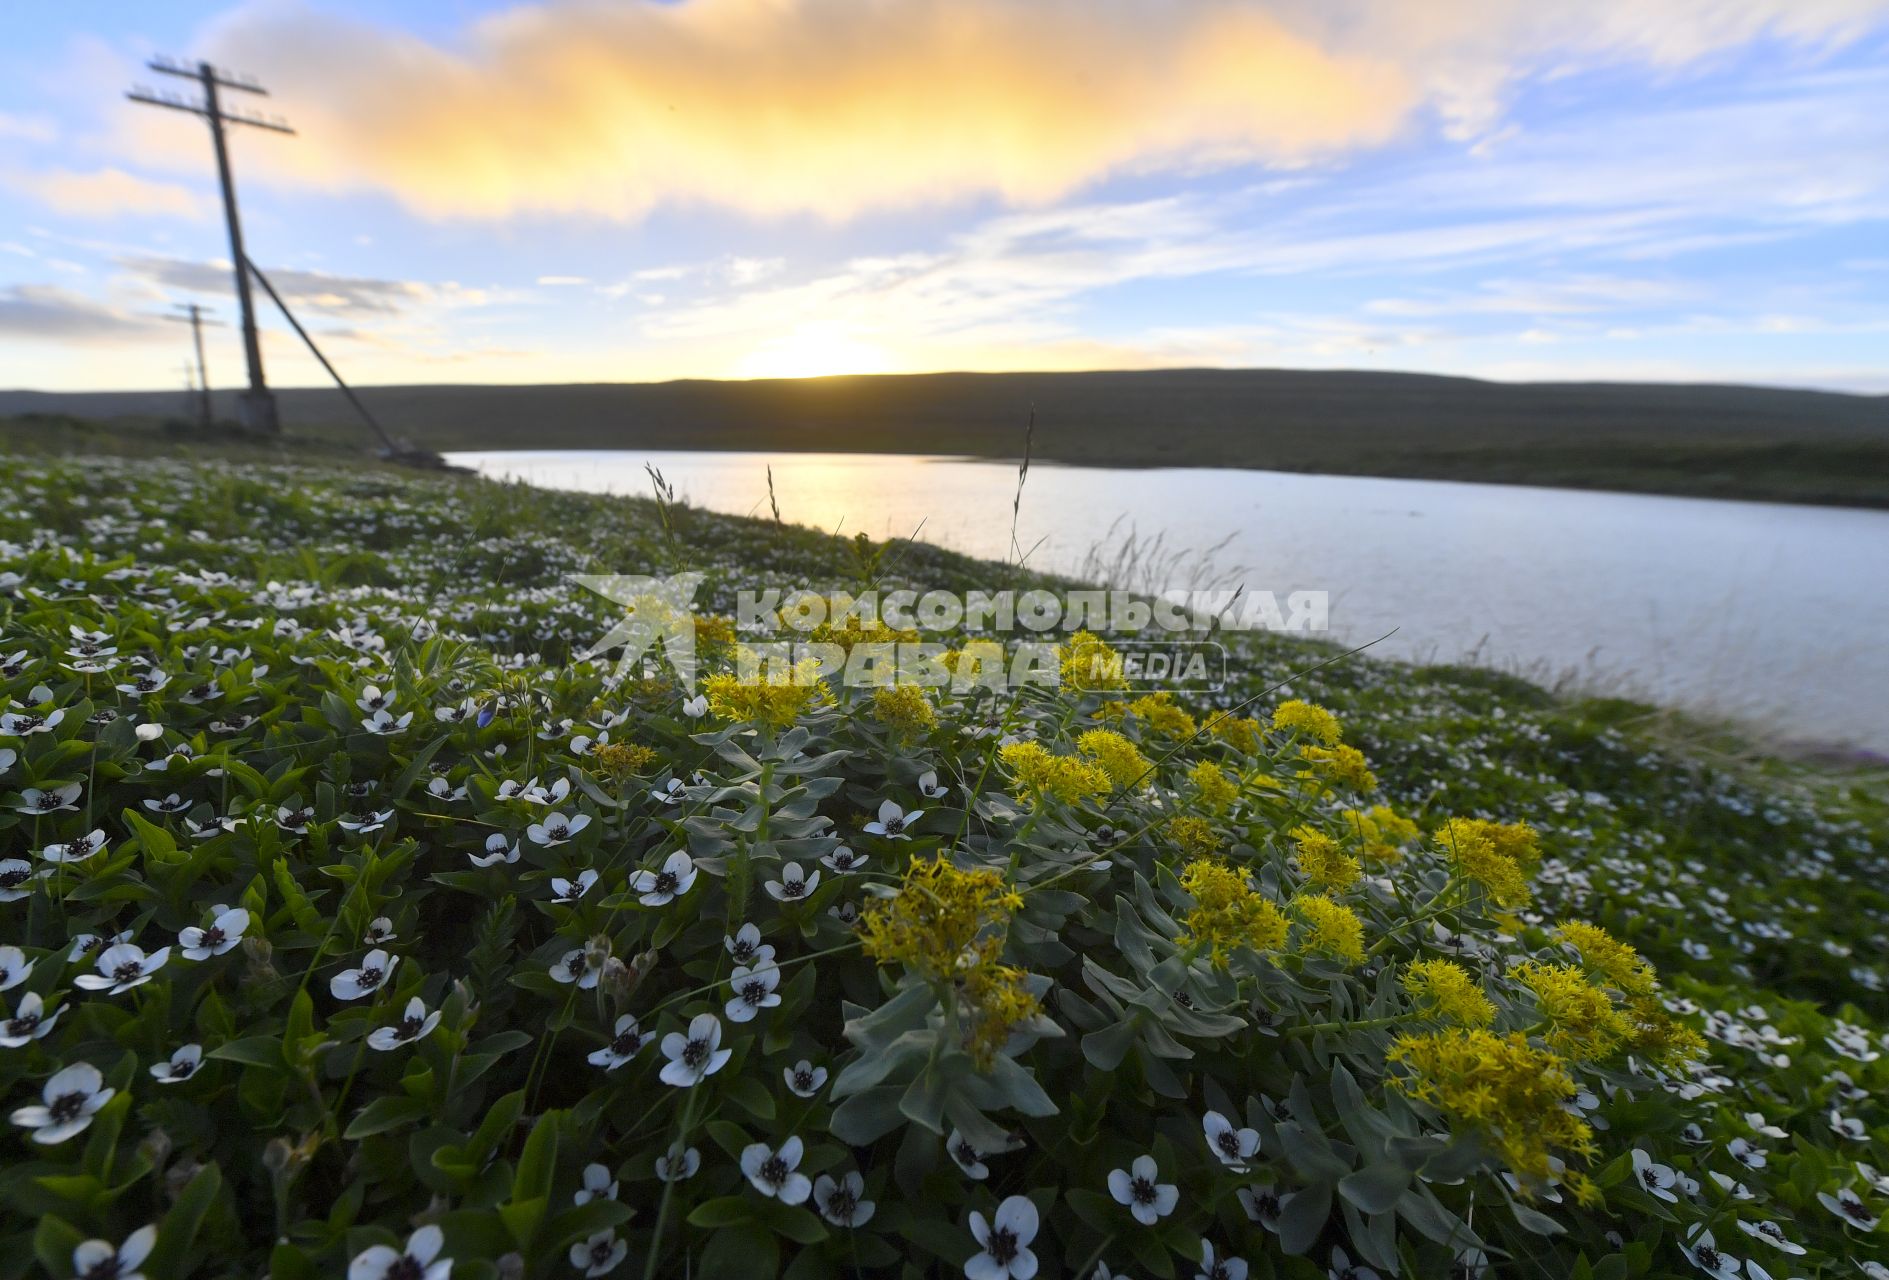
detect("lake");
top-left (446, 449), bottom-right (1889, 753)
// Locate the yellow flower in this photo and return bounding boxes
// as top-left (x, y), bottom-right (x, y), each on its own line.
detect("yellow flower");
top-left (871, 683), bottom-right (936, 742)
top-left (1387, 1029), bottom-right (1593, 1184)
top-left (1339, 805), bottom-right (1419, 864)
top-left (1189, 760), bottom-right (1240, 815)
top-left (1167, 815), bottom-right (1220, 859)
top-left (1059, 631), bottom-right (1128, 692)
top-left (703, 660), bottom-right (831, 729)
top-left (1509, 961), bottom-right (1629, 1062)
top-left (811, 614), bottom-right (918, 653)
top-left (1290, 826), bottom-right (1361, 892)
top-left (1402, 958), bottom-right (1496, 1027)
top-left (1271, 699), bottom-right (1342, 744)
top-left (860, 857), bottom-right (1022, 984)
top-left (1124, 692), bottom-right (1197, 739)
top-left (1177, 858), bottom-right (1288, 965)
top-left (691, 613), bottom-right (738, 651)
top-left (1620, 994), bottom-right (1707, 1070)
top-left (998, 741), bottom-right (1110, 804)
top-left (1299, 744), bottom-right (1377, 792)
top-left (1555, 920), bottom-right (1656, 999)
top-left (1291, 894), bottom-right (1365, 963)
top-left (1078, 728), bottom-right (1153, 790)
top-left (1209, 714), bottom-right (1262, 755)
top-left (590, 741), bottom-right (659, 780)
top-left (1438, 817), bottom-right (1531, 908)
top-left (960, 962), bottom-right (1043, 1067)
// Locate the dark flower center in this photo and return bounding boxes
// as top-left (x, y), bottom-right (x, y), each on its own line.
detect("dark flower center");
top-left (169, 1058), bottom-right (195, 1078)
top-left (955, 1141), bottom-right (979, 1165)
top-left (202, 927), bottom-right (226, 947)
top-left (1130, 1176), bottom-right (1157, 1204)
top-left (654, 871), bottom-right (677, 894)
top-left (780, 878), bottom-right (805, 898)
top-left (49, 1090), bottom-right (87, 1122)
top-left (587, 1240), bottom-right (615, 1265)
top-left (399, 1015), bottom-right (424, 1039)
top-left (740, 979), bottom-right (768, 1005)
top-left (0, 868), bottom-right (26, 888)
top-left (826, 1188), bottom-right (857, 1220)
top-left (548, 822), bottom-right (569, 839)
top-left (681, 1038), bottom-right (708, 1067)
top-left (987, 1227), bottom-right (1018, 1266)
top-left (111, 961), bottom-right (144, 982)
top-left (611, 1029), bottom-right (641, 1054)
top-left (1216, 1132), bottom-right (1241, 1157)
top-left (385, 1254), bottom-right (426, 1280)
top-left (358, 966), bottom-right (383, 986)
top-left (794, 1069), bottom-right (813, 1090)
top-left (761, 1155), bottom-right (789, 1184)
top-left (1842, 1198), bottom-right (1871, 1222)
top-left (732, 941), bottom-right (755, 961)
top-left (78, 1256), bottom-right (121, 1280)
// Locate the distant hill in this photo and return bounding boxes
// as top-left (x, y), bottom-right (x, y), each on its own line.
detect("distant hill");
top-left (6, 367), bottom-right (1887, 506)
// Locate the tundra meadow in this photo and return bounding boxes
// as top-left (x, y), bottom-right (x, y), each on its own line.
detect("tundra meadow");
top-left (0, 454), bottom-right (1884, 1280)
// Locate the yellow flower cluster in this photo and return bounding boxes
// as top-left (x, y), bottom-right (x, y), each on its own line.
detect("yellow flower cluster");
top-left (1291, 894), bottom-right (1365, 963)
top-left (1209, 714), bottom-right (1262, 754)
top-left (871, 683), bottom-right (936, 742)
top-left (1123, 692), bottom-right (1198, 739)
top-left (811, 614), bottom-right (919, 653)
top-left (1290, 826), bottom-right (1362, 892)
top-left (590, 741), bottom-right (659, 780)
top-left (1167, 816), bottom-right (1221, 859)
top-left (1510, 961), bottom-right (1629, 1061)
top-left (1059, 631), bottom-right (1128, 692)
top-left (703, 661), bottom-right (831, 729)
top-left (1387, 1029), bottom-right (1595, 1184)
top-left (1190, 760), bottom-right (1241, 815)
top-left (998, 741), bottom-right (1110, 803)
top-left (1438, 817), bottom-right (1533, 907)
top-left (1270, 699), bottom-right (1343, 744)
top-left (1299, 744), bottom-right (1377, 792)
top-left (1177, 858), bottom-right (1289, 966)
top-left (1338, 805), bottom-right (1420, 864)
top-left (859, 856), bottom-right (1022, 984)
top-left (691, 613), bottom-right (738, 651)
top-left (859, 857), bottom-right (1037, 1068)
top-left (1077, 729), bottom-right (1153, 789)
top-left (1402, 957), bottom-right (1496, 1027)
top-left (1555, 920), bottom-right (1656, 999)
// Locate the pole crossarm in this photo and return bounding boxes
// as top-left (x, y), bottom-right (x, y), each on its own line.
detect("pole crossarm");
top-left (125, 90), bottom-right (295, 134)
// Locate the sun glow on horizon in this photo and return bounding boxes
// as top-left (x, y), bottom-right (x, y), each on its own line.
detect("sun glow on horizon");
top-left (732, 325), bottom-right (901, 380)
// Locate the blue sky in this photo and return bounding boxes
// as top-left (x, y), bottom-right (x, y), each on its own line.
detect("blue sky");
top-left (2, 0), bottom-right (1887, 392)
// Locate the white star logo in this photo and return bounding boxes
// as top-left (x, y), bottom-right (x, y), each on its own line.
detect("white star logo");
top-left (570, 573), bottom-right (704, 688)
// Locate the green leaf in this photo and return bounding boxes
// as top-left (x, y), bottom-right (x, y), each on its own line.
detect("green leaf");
top-left (345, 1094), bottom-right (431, 1139)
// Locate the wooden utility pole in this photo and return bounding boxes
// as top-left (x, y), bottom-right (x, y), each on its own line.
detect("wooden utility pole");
top-left (167, 302), bottom-right (214, 428)
top-left (128, 57), bottom-right (293, 434)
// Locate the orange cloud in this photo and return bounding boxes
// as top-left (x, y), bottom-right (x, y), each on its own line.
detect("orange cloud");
top-left (159, 0), bottom-right (1413, 220)
top-left (12, 167), bottom-right (209, 221)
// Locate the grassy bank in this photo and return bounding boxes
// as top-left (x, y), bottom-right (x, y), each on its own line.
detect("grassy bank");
top-left (0, 450), bottom-right (1884, 1279)
top-left (7, 364), bottom-right (1889, 507)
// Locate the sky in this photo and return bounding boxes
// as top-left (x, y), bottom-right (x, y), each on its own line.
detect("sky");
top-left (2, 0), bottom-right (1887, 394)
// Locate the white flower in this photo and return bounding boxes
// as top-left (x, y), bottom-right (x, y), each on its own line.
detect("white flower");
top-left (150, 1044), bottom-right (203, 1083)
top-left (822, 843), bottom-right (868, 874)
top-left (784, 1059), bottom-right (827, 1097)
top-left (361, 709), bottom-right (414, 735)
top-left (725, 923), bottom-right (775, 967)
top-left (1631, 1148), bottom-right (1679, 1203)
top-left (330, 949), bottom-right (397, 1000)
top-left (363, 917), bottom-right (398, 946)
top-left (1108, 1154), bottom-right (1179, 1225)
top-left (589, 1015), bottom-right (649, 1069)
top-left (966, 1195), bottom-right (1039, 1280)
top-left (1743, 1112), bottom-right (1788, 1140)
top-left (1197, 1239), bottom-right (1248, 1280)
top-left (631, 851), bottom-right (698, 906)
top-left (0, 990), bottom-right (61, 1046)
top-left (75, 942), bottom-right (170, 995)
top-left (950, 1129), bottom-right (994, 1179)
top-left (11, 1061), bottom-right (114, 1143)
top-left (569, 1230), bottom-right (629, 1277)
top-left (1679, 1229), bottom-right (1742, 1280)
top-left (815, 1170), bottom-right (875, 1226)
top-left (552, 869), bottom-right (600, 904)
top-left (1202, 1110), bottom-right (1260, 1171)
top-left (659, 1013), bottom-right (732, 1086)
top-left (338, 809), bottom-right (395, 833)
top-left (1829, 1110), bottom-right (1867, 1141)
top-left (368, 996), bottom-right (441, 1050)
top-left (143, 792), bottom-right (190, 814)
top-left (180, 907), bottom-right (250, 960)
top-left (765, 861), bottom-right (819, 902)
top-left (742, 1135), bottom-right (812, 1203)
top-left (349, 1224), bottom-right (451, 1280)
top-left (42, 828), bottom-right (107, 863)
top-left (0, 945), bottom-right (33, 991)
top-left (551, 948), bottom-right (601, 990)
top-left (469, 834), bottom-right (520, 866)
top-left (16, 783), bottom-right (81, 814)
top-left (681, 694), bottom-right (708, 717)
top-left (655, 1142), bottom-right (701, 1182)
top-left (72, 1226), bottom-right (156, 1280)
top-left (864, 798), bottom-right (923, 838)
top-left (651, 777), bottom-right (687, 805)
top-left (1328, 1247), bottom-right (1381, 1280)
top-left (1727, 1138), bottom-right (1767, 1169)
top-left (527, 811), bottom-right (590, 846)
top-left (1735, 1220), bottom-right (1805, 1255)
top-left (917, 770), bottom-right (948, 798)
top-left (0, 858), bottom-right (50, 901)
top-left (356, 684), bottom-right (394, 713)
top-left (1, 709), bottom-right (62, 736)
top-left (725, 964), bottom-right (781, 1023)
top-left (573, 1162), bottom-right (619, 1206)
top-left (1237, 1184), bottom-right (1291, 1231)
top-left (1817, 1187), bottom-right (1879, 1230)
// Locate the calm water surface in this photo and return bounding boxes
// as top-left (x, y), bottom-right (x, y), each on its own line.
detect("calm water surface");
top-left (447, 449), bottom-right (1889, 752)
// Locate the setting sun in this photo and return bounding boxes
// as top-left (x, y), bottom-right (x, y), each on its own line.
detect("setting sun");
top-left (733, 325), bottom-right (900, 380)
